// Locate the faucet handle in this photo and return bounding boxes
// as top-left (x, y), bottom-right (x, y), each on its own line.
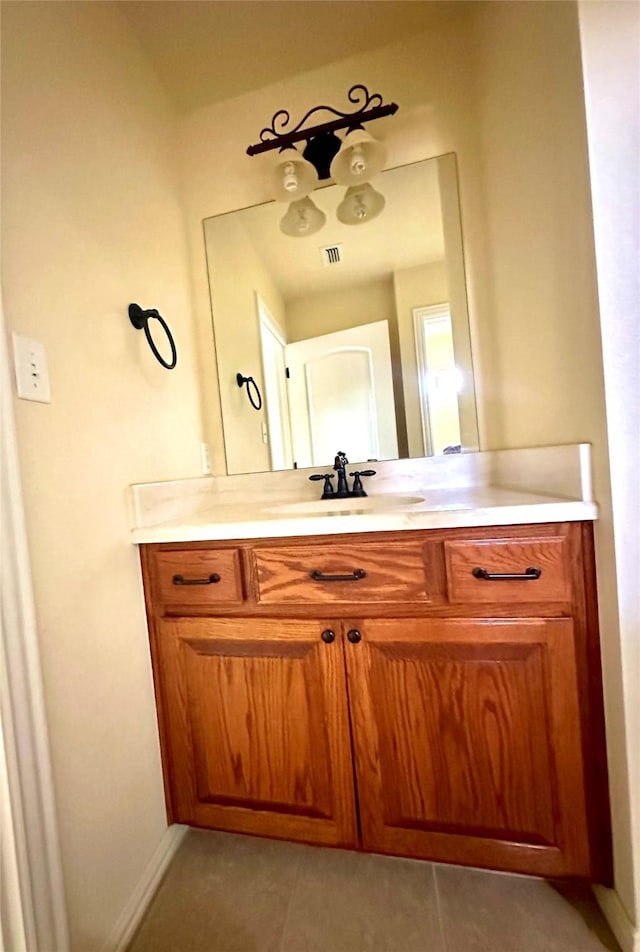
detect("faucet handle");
top-left (349, 469), bottom-right (376, 496)
top-left (309, 473), bottom-right (335, 497)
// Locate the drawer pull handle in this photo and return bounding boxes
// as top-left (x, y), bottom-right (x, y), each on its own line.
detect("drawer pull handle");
top-left (310, 569), bottom-right (367, 583)
top-left (347, 629), bottom-right (362, 644)
top-left (321, 629), bottom-right (336, 644)
top-left (472, 566), bottom-right (542, 582)
top-left (172, 573), bottom-right (221, 586)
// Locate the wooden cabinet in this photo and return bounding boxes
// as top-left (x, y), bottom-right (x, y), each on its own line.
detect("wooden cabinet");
top-left (140, 521), bottom-right (611, 882)
top-left (345, 617), bottom-right (590, 877)
top-left (155, 617), bottom-right (357, 847)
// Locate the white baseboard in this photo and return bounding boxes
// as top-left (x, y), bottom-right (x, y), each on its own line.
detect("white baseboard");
top-left (594, 884), bottom-right (639, 952)
top-left (103, 823), bottom-right (188, 952)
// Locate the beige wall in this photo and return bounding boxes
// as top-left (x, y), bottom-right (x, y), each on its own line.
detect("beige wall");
top-left (1, 3), bottom-right (203, 949)
top-left (579, 2), bottom-right (640, 943)
top-left (204, 215), bottom-right (285, 473)
top-left (470, 0), bottom-right (604, 453)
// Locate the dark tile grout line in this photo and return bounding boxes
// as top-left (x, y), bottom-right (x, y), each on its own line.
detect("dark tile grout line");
top-left (277, 843), bottom-right (303, 952)
top-left (431, 864), bottom-right (448, 952)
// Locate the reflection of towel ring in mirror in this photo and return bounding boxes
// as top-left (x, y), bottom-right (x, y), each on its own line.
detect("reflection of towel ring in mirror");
top-left (236, 373), bottom-right (263, 410)
top-left (129, 303), bottom-right (177, 370)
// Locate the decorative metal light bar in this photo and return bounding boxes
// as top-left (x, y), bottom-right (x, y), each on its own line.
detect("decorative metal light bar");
top-left (246, 84), bottom-right (398, 158)
top-left (248, 84), bottom-right (398, 236)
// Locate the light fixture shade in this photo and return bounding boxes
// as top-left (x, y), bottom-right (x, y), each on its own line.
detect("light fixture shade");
top-left (329, 127), bottom-right (387, 185)
top-left (270, 146), bottom-right (318, 202)
top-left (336, 183), bottom-right (385, 225)
top-left (280, 197), bottom-right (326, 237)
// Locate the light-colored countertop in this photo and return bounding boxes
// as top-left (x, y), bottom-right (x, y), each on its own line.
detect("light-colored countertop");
top-left (131, 485), bottom-right (597, 545)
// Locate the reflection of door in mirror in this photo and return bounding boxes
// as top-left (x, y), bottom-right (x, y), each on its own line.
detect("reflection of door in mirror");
top-left (414, 304), bottom-right (462, 456)
top-left (257, 295), bottom-right (293, 471)
top-left (285, 321), bottom-right (399, 468)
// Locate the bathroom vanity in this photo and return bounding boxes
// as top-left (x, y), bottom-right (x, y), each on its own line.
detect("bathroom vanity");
top-left (134, 456), bottom-right (611, 884)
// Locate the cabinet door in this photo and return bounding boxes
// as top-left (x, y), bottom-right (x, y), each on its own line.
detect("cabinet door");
top-left (344, 617), bottom-right (592, 877)
top-left (157, 617), bottom-right (357, 847)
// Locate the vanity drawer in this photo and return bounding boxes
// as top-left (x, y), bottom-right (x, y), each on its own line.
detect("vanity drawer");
top-left (152, 548), bottom-right (245, 612)
top-left (444, 534), bottom-right (571, 605)
top-left (253, 540), bottom-right (432, 605)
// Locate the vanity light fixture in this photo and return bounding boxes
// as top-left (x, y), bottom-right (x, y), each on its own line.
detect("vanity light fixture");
top-left (247, 84), bottom-right (397, 236)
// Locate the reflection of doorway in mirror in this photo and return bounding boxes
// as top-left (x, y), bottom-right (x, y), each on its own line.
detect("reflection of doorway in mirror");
top-left (285, 320), bottom-right (399, 468)
top-left (413, 304), bottom-right (462, 455)
top-left (257, 295), bottom-right (294, 470)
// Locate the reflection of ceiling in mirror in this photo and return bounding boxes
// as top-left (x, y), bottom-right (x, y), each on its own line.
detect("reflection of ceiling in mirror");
top-left (206, 159), bottom-right (444, 301)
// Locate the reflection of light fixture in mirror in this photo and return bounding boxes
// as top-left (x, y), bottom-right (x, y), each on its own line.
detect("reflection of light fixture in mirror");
top-left (280, 197), bottom-right (326, 237)
top-left (330, 127), bottom-right (387, 185)
top-left (270, 145), bottom-right (318, 201)
top-left (337, 183), bottom-right (386, 225)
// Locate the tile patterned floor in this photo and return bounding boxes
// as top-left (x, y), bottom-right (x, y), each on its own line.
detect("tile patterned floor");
top-left (128, 829), bottom-right (621, 952)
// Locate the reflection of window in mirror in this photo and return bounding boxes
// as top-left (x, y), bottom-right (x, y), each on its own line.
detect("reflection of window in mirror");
top-left (414, 304), bottom-right (462, 455)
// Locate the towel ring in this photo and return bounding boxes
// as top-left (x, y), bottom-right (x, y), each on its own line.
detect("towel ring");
top-left (236, 373), bottom-right (263, 410)
top-left (129, 303), bottom-right (177, 370)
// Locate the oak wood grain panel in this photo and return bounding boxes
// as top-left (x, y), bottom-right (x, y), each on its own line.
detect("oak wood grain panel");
top-left (444, 536), bottom-right (571, 604)
top-left (156, 617), bottom-right (358, 847)
top-left (153, 548), bottom-right (244, 612)
top-left (253, 541), bottom-right (432, 604)
top-left (345, 617), bottom-right (592, 877)
top-left (372, 640), bottom-right (556, 842)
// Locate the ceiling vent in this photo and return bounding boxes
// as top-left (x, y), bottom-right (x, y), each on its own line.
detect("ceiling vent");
top-left (319, 244), bottom-right (343, 266)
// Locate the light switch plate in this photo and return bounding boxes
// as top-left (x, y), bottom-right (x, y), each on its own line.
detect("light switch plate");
top-left (12, 333), bottom-right (51, 403)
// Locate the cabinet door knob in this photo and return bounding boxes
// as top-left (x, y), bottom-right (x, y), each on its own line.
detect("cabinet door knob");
top-left (347, 629), bottom-right (362, 644)
top-left (321, 629), bottom-right (336, 644)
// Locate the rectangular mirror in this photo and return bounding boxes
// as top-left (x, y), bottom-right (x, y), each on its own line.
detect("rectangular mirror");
top-left (204, 153), bottom-right (479, 475)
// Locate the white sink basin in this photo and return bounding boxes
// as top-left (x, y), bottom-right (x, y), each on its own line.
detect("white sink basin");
top-left (264, 494), bottom-right (425, 516)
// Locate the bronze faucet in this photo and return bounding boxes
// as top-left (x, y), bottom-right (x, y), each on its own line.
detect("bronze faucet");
top-left (309, 451), bottom-right (376, 499)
